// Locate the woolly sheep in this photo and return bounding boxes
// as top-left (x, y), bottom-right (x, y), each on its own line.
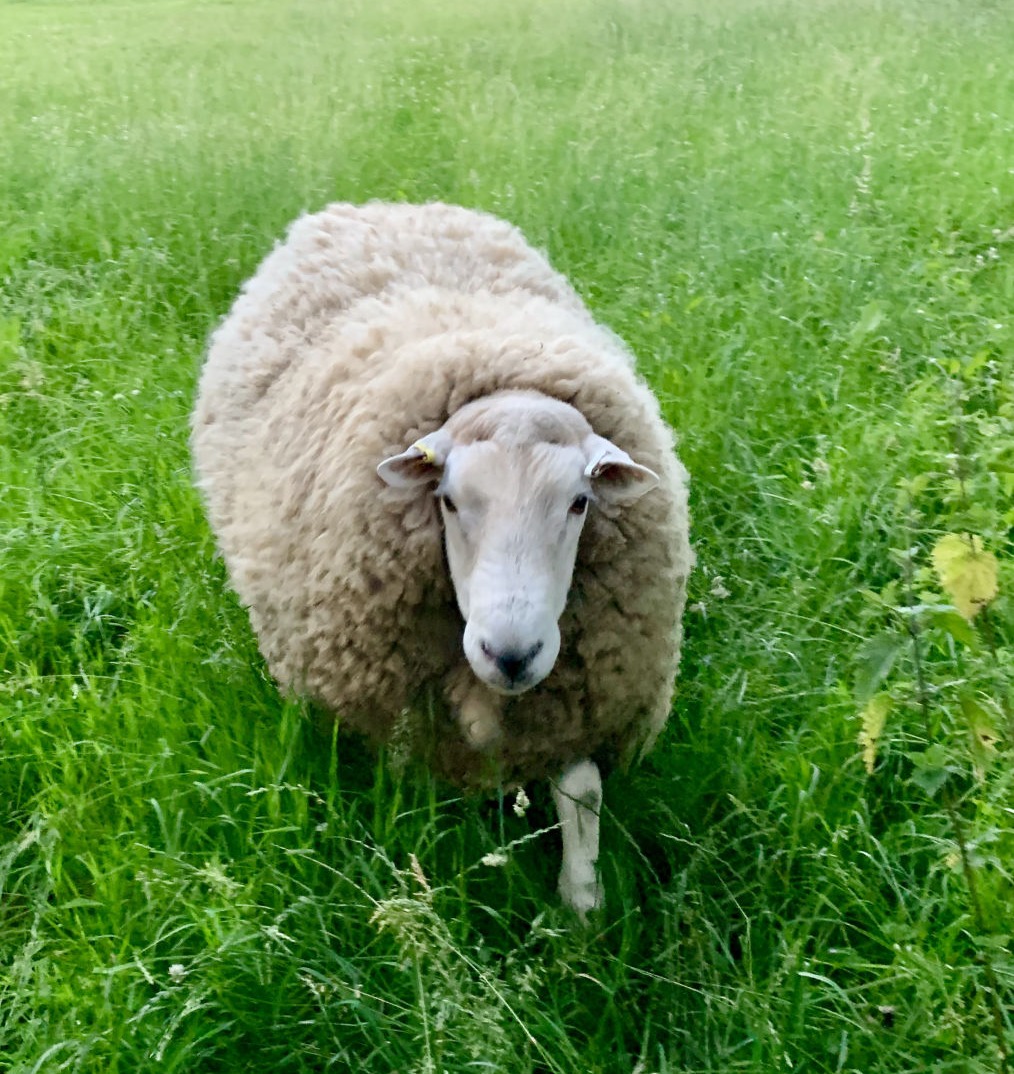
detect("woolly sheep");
top-left (191, 201), bottom-right (692, 915)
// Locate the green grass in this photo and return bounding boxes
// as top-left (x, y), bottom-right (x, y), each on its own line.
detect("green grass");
top-left (2, 0), bottom-right (1013, 1070)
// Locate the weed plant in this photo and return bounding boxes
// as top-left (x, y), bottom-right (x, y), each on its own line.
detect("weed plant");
top-left (1, 0), bottom-right (1012, 1070)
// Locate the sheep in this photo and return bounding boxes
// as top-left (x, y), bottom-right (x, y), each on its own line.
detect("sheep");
top-left (191, 201), bottom-right (692, 915)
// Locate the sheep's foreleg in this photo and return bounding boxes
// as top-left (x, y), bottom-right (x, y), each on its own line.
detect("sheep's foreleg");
top-left (551, 759), bottom-right (604, 918)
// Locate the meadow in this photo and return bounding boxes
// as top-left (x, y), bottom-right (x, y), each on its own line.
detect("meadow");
top-left (1, 0), bottom-right (1012, 1070)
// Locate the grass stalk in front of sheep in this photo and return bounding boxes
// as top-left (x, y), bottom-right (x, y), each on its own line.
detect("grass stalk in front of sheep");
top-left (191, 201), bottom-right (692, 918)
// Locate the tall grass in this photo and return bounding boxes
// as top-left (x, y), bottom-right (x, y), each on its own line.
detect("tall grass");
top-left (2, 0), bottom-right (1012, 1070)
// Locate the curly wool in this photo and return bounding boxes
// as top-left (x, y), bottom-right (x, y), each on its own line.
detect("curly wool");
top-left (192, 202), bottom-right (692, 787)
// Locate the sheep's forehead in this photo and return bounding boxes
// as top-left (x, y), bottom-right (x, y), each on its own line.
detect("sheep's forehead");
top-left (447, 440), bottom-right (587, 507)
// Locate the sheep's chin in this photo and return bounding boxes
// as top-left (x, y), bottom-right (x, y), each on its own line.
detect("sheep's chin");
top-left (477, 675), bottom-right (538, 698)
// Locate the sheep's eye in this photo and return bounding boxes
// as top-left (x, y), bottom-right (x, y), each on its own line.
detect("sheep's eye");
top-left (440, 495), bottom-right (457, 514)
top-left (569, 495), bottom-right (589, 516)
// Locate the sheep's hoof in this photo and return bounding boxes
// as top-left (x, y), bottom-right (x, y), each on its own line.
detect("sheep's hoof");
top-left (559, 873), bottom-right (605, 920)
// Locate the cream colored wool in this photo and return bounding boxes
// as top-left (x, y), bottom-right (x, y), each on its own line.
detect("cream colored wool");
top-left (192, 202), bottom-right (692, 787)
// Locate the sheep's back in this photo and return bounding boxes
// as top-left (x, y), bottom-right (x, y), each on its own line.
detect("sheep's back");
top-left (198, 202), bottom-right (589, 411)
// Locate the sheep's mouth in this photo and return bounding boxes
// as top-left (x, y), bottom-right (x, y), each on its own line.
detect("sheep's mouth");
top-left (482, 675), bottom-right (540, 697)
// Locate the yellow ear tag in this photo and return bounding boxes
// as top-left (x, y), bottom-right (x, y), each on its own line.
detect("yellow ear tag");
top-left (413, 441), bottom-right (437, 465)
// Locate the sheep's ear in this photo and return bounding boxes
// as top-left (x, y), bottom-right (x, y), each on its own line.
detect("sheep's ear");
top-left (377, 429), bottom-right (452, 488)
top-left (584, 435), bottom-right (659, 505)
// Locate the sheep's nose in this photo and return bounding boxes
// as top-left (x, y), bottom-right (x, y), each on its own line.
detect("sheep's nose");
top-left (480, 640), bottom-right (544, 684)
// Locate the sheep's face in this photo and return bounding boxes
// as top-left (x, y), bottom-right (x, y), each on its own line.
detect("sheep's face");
top-left (378, 392), bottom-right (658, 696)
top-left (435, 437), bottom-right (593, 694)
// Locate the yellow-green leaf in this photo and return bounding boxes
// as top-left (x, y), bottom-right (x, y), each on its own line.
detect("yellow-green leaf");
top-left (961, 696), bottom-right (999, 782)
top-left (858, 694), bottom-right (891, 774)
top-left (931, 533), bottom-right (998, 621)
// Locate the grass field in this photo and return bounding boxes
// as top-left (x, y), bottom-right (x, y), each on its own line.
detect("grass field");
top-left (2, 0), bottom-right (1013, 1070)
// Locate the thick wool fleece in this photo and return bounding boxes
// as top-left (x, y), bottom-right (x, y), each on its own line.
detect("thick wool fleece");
top-left (192, 202), bottom-right (692, 786)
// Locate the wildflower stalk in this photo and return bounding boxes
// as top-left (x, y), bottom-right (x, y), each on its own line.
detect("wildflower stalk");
top-left (899, 509), bottom-right (1011, 1071)
top-left (947, 376), bottom-right (1012, 731)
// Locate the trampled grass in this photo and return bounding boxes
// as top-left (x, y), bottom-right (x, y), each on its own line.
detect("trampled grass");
top-left (1, 0), bottom-right (1012, 1070)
